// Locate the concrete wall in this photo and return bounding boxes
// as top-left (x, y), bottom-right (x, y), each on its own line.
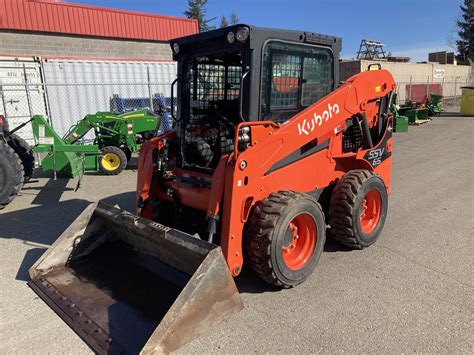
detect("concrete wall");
top-left (340, 59), bottom-right (471, 83)
top-left (0, 30), bottom-right (172, 60)
top-left (340, 59), bottom-right (472, 102)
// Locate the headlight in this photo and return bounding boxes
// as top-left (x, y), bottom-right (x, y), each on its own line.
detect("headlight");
top-left (227, 31), bottom-right (235, 44)
top-left (235, 27), bottom-right (249, 42)
top-left (172, 42), bottom-right (180, 54)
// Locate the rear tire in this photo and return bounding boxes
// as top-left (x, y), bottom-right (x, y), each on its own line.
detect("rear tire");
top-left (0, 141), bottom-right (23, 209)
top-left (99, 146), bottom-right (127, 175)
top-left (246, 191), bottom-right (326, 288)
top-left (7, 133), bottom-right (35, 182)
top-left (329, 170), bottom-right (388, 249)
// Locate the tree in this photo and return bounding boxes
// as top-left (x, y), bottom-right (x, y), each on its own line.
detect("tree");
top-left (220, 15), bottom-right (229, 28)
top-left (230, 10), bottom-right (239, 25)
top-left (184, 0), bottom-right (216, 32)
top-left (455, 0), bottom-right (473, 64)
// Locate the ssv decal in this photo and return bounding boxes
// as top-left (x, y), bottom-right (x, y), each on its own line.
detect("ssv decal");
top-left (367, 148), bottom-right (385, 166)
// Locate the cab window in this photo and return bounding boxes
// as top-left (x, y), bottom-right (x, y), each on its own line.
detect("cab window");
top-left (260, 41), bottom-right (334, 123)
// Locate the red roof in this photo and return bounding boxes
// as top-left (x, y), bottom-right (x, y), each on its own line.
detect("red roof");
top-left (0, 0), bottom-right (199, 41)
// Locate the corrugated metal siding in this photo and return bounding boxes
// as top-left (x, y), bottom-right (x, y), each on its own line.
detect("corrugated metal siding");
top-left (0, 0), bottom-right (198, 41)
top-left (42, 59), bottom-right (177, 137)
top-left (0, 57), bottom-right (47, 143)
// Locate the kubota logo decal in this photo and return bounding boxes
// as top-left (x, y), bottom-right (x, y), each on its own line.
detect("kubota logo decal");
top-left (298, 103), bottom-right (340, 135)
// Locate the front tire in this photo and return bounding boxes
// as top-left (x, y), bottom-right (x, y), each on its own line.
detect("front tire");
top-left (0, 142), bottom-right (23, 209)
top-left (99, 146), bottom-right (127, 175)
top-left (246, 191), bottom-right (326, 288)
top-left (329, 170), bottom-right (388, 249)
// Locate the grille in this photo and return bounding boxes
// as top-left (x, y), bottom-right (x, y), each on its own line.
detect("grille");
top-left (343, 120), bottom-right (364, 152)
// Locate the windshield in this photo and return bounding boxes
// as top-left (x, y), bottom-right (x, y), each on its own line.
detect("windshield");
top-left (180, 51), bottom-right (243, 171)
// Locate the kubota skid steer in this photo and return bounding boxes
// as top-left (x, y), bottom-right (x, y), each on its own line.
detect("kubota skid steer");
top-left (29, 25), bottom-right (396, 354)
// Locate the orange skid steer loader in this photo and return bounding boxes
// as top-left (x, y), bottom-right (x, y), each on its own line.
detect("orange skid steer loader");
top-left (29, 25), bottom-right (395, 353)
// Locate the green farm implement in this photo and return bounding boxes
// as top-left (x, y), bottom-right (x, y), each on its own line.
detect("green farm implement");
top-left (427, 93), bottom-right (443, 116)
top-left (33, 109), bottom-right (161, 178)
top-left (390, 104), bottom-right (409, 133)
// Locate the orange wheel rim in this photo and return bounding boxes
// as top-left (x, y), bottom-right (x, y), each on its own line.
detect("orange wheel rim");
top-left (282, 213), bottom-right (317, 270)
top-left (359, 189), bottom-right (382, 234)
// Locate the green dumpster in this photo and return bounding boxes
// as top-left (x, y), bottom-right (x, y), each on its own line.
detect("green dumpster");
top-left (460, 86), bottom-right (474, 116)
top-left (394, 115), bottom-right (409, 132)
top-left (406, 108), bottom-right (429, 123)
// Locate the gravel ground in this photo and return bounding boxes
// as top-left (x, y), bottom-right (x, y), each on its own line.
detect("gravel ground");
top-left (0, 115), bottom-right (472, 354)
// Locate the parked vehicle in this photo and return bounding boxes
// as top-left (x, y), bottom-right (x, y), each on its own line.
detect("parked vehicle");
top-left (29, 25), bottom-right (396, 353)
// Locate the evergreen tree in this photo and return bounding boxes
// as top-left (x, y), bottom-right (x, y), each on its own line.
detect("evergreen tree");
top-left (230, 10), bottom-right (239, 25)
top-left (456, 0), bottom-right (474, 64)
top-left (220, 15), bottom-right (229, 28)
top-left (184, 0), bottom-right (216, 32)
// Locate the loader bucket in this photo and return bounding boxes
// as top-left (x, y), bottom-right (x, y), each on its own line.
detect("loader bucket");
top-left (28, 202), bottom-right (243, 354)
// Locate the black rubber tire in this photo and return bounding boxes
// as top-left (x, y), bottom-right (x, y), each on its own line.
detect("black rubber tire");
top-left (121, 147), bottom-right (132, 163)
top-left (99, 146), bottom-right (127, 175)
top-left (7, 133), bottom-right (35, 182)
top-left (0, 141), bottom-right (23, 209)
top-left (246, 191), bottom-right (326, 288)
top-left (329, 170), bottom-right (388, 249)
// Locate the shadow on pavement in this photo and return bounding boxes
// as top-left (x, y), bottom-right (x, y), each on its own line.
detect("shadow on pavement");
top-left (0, 199), bottom-right (90, 245)
top-left (1, 182), bottom-right (135, 281)
top-left (440, 111), bottom-right (461, 117)
top-left (15, 247), bottom-right (45, 281)
top-left (323, 237), bottom-right (351, 252)
top-left (5, 174), bottom-right (346, 293)
top-left (1, 177), bottom-right (136, 244)
top-left (235, 236), bottom-right (351, 294)
top-left (235, 266), bottom-right (279, 294)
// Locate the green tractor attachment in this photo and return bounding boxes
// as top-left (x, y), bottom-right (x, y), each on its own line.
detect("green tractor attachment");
top-left (32, 109), bottom-right (161, 178)
top-left (390, 104), bottom-right (409, 133)
top-left (427, 93), bottom-right (443, 116)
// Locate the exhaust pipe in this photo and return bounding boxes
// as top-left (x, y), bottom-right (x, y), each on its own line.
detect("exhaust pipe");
top-left (29, 202), bottom-right (243, 354)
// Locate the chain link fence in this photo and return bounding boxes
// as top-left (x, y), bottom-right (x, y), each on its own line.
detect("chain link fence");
top-left (393, 78), bottom-right (469, 111)
top-left (0, 80), bottom-right (174, 144)
top-left (0, 65), bottom-right (469, 144)
top-left (0, 62), bottom-right (176, 144)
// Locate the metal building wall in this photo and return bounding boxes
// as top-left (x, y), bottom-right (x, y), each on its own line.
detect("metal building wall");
top-left (42, 59), bottom-right (177, 137)
top-left (0, 56), bottom-right (48, 143)
top-left (0, 0), bottom-right (198, 41)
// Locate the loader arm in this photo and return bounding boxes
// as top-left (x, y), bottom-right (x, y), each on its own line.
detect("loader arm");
top-left (62, 116), bottom-right (95, 144)
top-left (216, 69), bottom-right (396, 275)
top-left (63, 113), bottom-right (121, 144)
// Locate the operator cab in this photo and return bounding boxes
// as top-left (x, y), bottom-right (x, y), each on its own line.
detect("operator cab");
top-left (171, 25), bottom-right (341, 173)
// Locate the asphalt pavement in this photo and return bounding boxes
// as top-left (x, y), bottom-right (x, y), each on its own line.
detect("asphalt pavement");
top-left (0, 115), bottom-right (472, 354)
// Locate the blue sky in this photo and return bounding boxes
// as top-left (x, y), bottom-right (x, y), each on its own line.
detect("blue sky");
top-left (71, 0), bottom-right (462, 61)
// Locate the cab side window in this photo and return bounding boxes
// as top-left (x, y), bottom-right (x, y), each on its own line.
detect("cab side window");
top-left (260, 41), bottom-right (334, 123)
